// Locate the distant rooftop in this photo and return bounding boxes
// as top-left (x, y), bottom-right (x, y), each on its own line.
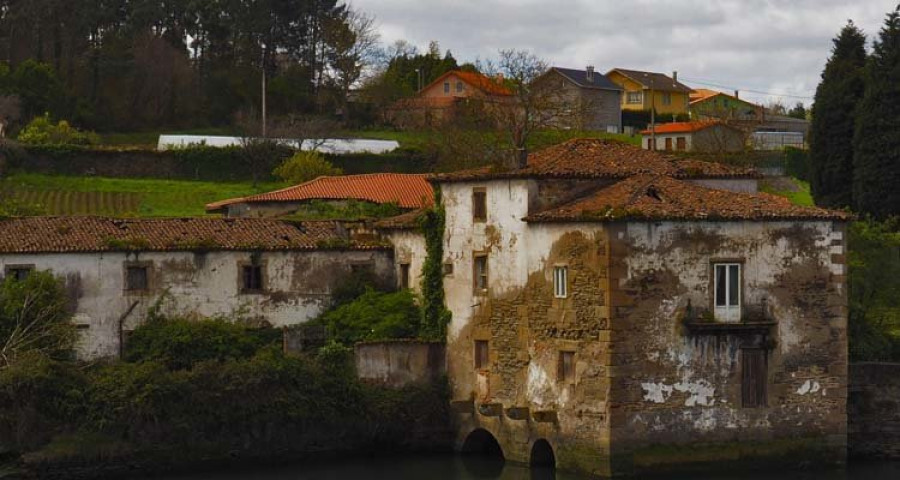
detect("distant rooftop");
top-left (550, 67), bottom-right (622, 91)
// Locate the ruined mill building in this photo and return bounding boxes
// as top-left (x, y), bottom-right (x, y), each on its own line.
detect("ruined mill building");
top-left (429, 139), bottom-right (849, 476)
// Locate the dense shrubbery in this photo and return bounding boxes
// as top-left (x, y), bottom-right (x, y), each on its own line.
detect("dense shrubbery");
top-left (0, 271), bottom-right (76, 368)
top-left (315, 289), bottom-right (422, 345)
top-left (849, 219), bottom-right (900, 361)
top-left (273, 150), bottom-right (343, 185)
top-left (17, 114), bottom-right (98, 146)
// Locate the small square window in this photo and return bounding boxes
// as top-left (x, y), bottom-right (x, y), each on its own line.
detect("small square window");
top-left (474, 340), bottom-right (489, 369)
top-left (241, 265), bottom-right (264, 292)
top-left (5, 265), bottom-right (33, 282)
top-left (627, 91), bottom-right (642, 104)
top-left (662, 92), bottom-right (672, 105)
top-left (472, 188), bottom-right (487, 222)
top-left (473, 254), bottom-right (488, 294)
top-left (125, 266), bottom-right (148, 291)
top-left (553, 266), bottom-right (568, 298)
top-left (444, 82), bottom-right (450, 94)
top-left (558, 351), bottom-right (575, 381)
top-left (399, 263), bottom-right (411, 289)
top-left (456, 81), bottom-right (464, 93)
top-left (443, 262), bottom-right (454, 276)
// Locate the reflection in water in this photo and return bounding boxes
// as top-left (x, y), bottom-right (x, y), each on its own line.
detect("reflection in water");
top-left (146, 456), bottom-right (900, 480)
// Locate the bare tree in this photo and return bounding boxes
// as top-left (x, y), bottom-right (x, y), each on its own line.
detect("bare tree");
top-left (326, 8), bottom-right (380, 124)
top-left (0, 271), bottom-right (76, 369)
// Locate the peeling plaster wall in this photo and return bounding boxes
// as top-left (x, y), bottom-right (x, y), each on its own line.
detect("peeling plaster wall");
top-left (609, 220), bottom-right (847, 471)
top-left (382, 230), bottom-right (426, 293)
top-left (0, 249), bottom-right (393, 359)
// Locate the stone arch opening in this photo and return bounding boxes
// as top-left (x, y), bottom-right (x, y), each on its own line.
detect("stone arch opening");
top-left (461, 428), bottom-right (504, 459)
top-left (530, 439), bottom-right (556, 469)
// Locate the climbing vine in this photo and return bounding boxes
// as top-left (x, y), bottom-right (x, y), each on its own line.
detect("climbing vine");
top-left (419, 186), bottom-right (452, 341)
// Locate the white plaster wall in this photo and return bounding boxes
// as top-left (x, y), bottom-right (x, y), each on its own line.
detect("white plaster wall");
top-left (383, 230), bottom-right (426, 293)
top-left (0, 249), bottom-right (392, 359)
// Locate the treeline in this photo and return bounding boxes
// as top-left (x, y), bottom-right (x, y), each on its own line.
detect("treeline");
top-left (0, 0), bottom-right (376, 131)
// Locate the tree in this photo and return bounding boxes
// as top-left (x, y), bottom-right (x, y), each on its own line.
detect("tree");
top-left (325, 8), bottom-right (380, 125)
top-left (810, 21), bottom-right (867, 208)
top-left (854, 7), bottom-right (900, 218)
top-left (0, 270), bottom-right (76, 368)
top-left (273, 150), bottom-right (342, 185)
top-left (787, 102), bottom-right (808, 120)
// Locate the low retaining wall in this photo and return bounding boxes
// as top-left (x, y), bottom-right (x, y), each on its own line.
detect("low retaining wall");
top-left (355, 340), bottom-right (445, 387)
top-left (849, 362), bottom-right (900, 459)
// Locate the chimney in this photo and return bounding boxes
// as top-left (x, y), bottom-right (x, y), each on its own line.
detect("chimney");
top-left (734, 90), bottom-right (739, 99)
top-left (672, 71), bottom-right (678, 83)
top-left (586, 65), bottom-right (595, 82)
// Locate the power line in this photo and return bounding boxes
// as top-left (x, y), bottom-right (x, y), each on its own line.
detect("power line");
top-left (680, 76), bottom-right (814, 100)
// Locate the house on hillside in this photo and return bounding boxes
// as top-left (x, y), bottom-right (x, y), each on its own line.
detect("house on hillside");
top-left (426, 137), bottom-right (848, 476)
top-left (641, 121), bottom-right (747, 153)
top-left (0, 217), bottom-right (394, 359)
top-left (206, 173), bottom-right (434, 218)
top-left (690, 88), bottom-right (763, 121)
top-left (383, 70), bottom-right (512, 128)
top-left (606, 68), bottom-right (692, 117)
top-left (531, 66), bottom-right (623, 132)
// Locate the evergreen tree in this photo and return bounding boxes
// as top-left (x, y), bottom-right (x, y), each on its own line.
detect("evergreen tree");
top-left (854, 7), bottom-right (900, 218)
top-left (809, 21), bottom-right (866, 208)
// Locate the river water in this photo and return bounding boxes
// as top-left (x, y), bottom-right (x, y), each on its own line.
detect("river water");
top-left (148, 455), bottom-right (900, 480)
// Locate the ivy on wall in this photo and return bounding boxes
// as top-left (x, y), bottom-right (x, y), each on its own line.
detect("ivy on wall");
top-left (419, 186), bottom-right (451, 341)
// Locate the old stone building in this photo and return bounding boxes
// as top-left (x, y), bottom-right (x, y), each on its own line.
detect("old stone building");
top-left (0, 217), bottom-right (393, 359)
top-left (430, 138), bottom-right (848, 476)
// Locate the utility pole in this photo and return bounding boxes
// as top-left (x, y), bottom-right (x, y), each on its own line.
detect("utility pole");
top-left (261, 45), bottom-right (267, 138)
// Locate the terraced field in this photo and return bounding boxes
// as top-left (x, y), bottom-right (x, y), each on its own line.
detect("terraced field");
top-left (0, 174), bottom-right (286, 217)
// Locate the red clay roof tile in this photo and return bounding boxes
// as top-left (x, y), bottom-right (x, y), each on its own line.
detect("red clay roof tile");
top-left (639, 121), bottom-right (738, 135)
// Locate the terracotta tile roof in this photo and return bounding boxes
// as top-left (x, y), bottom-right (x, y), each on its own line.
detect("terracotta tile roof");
top-left (421, 70), bottom-right (512, 97)
top-left (689, 88), bottom-right (722, 102)
top-left (525, 175), bottom-right (849, 223)
top-left (429, 138), bottom-right (758, 182)
top-left (640, 121), bottom-right (739, 135)
top-left (607, 68), bottom-right (693, 93)
top-left (206, 174), bottom-right (434, 212)
top-left (0, 217), bottom-right (386, 254)
top-left (374, 209), bottom-right (426, 230)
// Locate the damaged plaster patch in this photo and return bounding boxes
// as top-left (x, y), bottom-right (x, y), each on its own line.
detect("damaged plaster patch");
top-left (641, 380), bottom-right (716, 406)
top-left (796, 380), bottom-right (821, 395)
top-left (526, 361), bottom-right (553, 407)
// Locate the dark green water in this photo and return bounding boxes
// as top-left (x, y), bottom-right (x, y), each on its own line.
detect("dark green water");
top-left (148, 456), bottom-right (900, 480)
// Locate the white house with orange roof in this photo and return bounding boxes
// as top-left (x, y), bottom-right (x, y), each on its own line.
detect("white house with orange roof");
top-left (641, 121), bottom-right (747, 153)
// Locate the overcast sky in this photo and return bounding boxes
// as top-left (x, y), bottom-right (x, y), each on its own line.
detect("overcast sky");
top-left (353, 0), bottom-right (898, 106)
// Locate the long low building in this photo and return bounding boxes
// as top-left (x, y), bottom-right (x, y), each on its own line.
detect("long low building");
top-left (0, 217), bottom-right (394, 359)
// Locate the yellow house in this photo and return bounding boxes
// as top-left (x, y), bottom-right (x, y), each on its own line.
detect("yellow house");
top-left (606, 68), bottom-right (692, 115)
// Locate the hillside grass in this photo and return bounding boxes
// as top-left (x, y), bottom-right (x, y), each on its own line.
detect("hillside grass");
top-left (98, 127), bottom-right (237, 147)
top-left (760, 177), bottom-right (815, 207)
top-left (0, 173), bottom-right (285, 217)
top-left (346, 128), bottom-right (642, 150)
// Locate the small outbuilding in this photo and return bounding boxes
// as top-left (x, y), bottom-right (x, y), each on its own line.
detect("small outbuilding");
top-left (641, 121), bottom-right (747, 153)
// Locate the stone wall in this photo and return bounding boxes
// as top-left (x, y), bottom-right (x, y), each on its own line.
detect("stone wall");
top-left (355, 341), bottom-right (445, 387)
top-left (849, 362), bottom-right (900, 459)
top-left (0, 249), bottom-right (394, 359)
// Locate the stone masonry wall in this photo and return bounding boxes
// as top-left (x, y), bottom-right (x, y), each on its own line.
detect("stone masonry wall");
top-left (849, 362), bottom-right (900, 459)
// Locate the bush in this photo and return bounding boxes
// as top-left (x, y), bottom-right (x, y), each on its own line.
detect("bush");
top-left (124, 315), bottom-right (280, 370)
top-left (17, 114), bottom-right (98, 146)
top-left (784, 147), bottom-right (810, 182)
top-left (317, 289), bottom-right (422, 345)
top-left (848, 219), bottom-right (900, 361)
top-left (0, 271), bottom-right (76, 368)
top-left (273, 150), bottom-right (342, 185)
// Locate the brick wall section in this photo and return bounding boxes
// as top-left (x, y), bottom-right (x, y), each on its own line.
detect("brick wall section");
top-left (849, 362), bottom-right (900, 459)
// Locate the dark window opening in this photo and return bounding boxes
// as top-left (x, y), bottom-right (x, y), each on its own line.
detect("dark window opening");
top-left (474, 340), bottom-right (489, 369)
top-left (742, 348), bottom-right (768, 408)
top-left (443, 262), bottom-right (454, 276)
top-left (5, 266), bottom-right (33, 282)
top-left (558, 351), bottom-right (575, 381)
top-left (399, 263), bottom-right (411, 289)
top-left (125, 266), bottom-right (148, 291)
top-left (444, 82), bottom-right (450, 93)
top-left (664, 137), bottom-right (672, 151)
top-left (473, 188), bottom-right (487, 222)
top-left (241, 265), bottom-right (263, 292)
top-left (676, 136), bottom-right (686, 150)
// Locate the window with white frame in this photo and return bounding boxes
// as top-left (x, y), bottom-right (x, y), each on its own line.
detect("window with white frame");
top-left (714, 263), bottom-right (741, 322)
top-left (626, 91), bottom-right (642, 104)
top-left (553, 266), bottom-right (568, 298)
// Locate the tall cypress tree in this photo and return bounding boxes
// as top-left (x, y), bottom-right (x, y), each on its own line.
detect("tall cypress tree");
top-left (809, 21), bottom-right (867, 208)
top-left (854, 7), bottom-right (900, 218)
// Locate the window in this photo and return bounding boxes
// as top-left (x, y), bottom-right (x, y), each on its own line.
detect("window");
top-left (558, 351), bottom-right (575, 381)
top-left (714, 263), bottom-right (741, 322)
top-left (626, 91), bottom-right (642, 104)
top-left (662, 92), bottom-right (672, 105)
top-left (4, 265), bottom-right (33, 281)
top-left (474, 340), bottom-right (489, 369)
top-left (473, 254), bottom-right (488, 294)
top-left (553, 266), bottom-right (568, 298)
top-left (472, 188), bottom-right (487, 222)
top-left (241, 265), bottom-right (264, 292)
top-left (444, 82), bottom-right (450, 94)
top-left (456, 81), bottom-right (464, 93)
top-left (741, 349), bottom-right (767, 408)
top-left (125, 265), bottom-right (148, 291)
top-left (676, 137), bottom-right (686, 151)
top-left (399, 263), bottom-right (411, 289)
top-left (664, 137), bottom-right (673, 151)
top-left (443, 261), bottom-right (454, 276)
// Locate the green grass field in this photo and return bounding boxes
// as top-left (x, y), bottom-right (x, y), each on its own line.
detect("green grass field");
top-left (0, 174), bottom-right (285, 217)
top-left (760, 177), bottom-right (815, 207)
top-left (346, 128), bottom-right (642, 150)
